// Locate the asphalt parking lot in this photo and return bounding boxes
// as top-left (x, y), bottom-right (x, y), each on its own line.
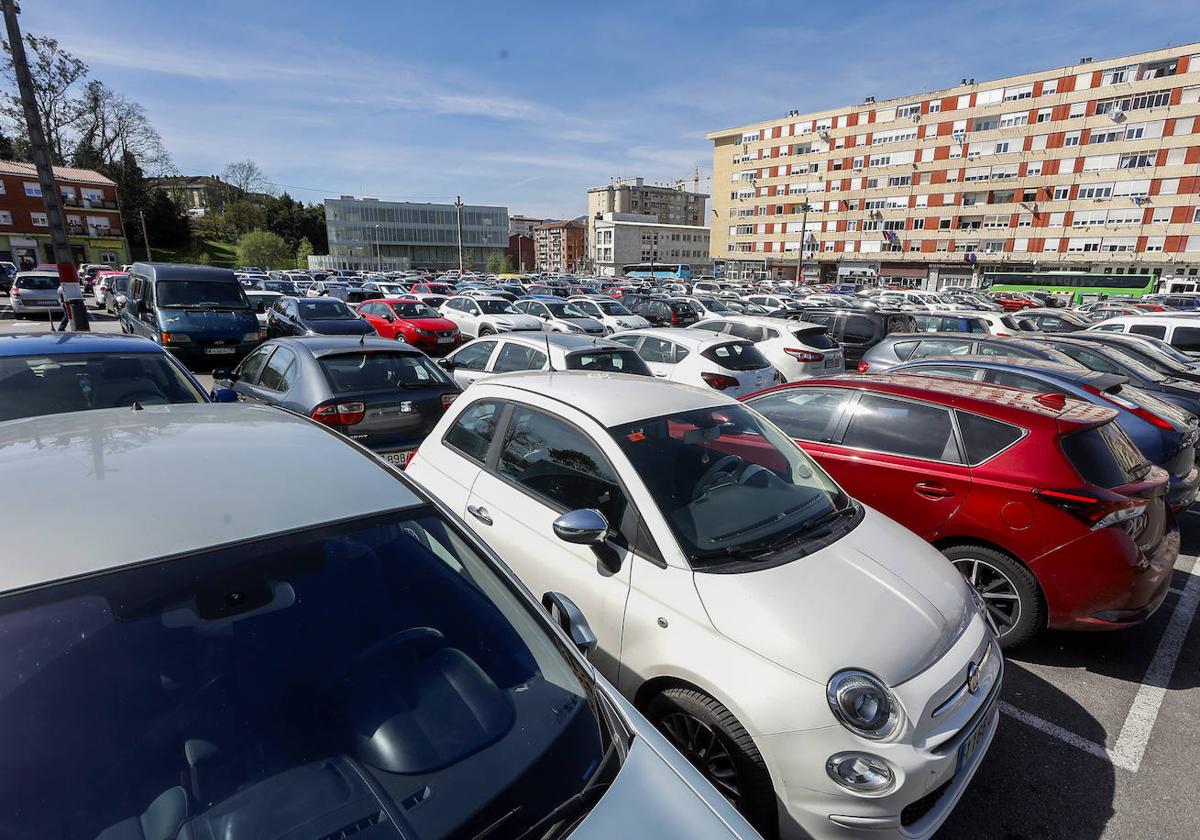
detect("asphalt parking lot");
top-left (3, 304), bottom-right (1200, 840)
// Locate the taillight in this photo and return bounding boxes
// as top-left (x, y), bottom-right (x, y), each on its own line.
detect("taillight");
top-left (440, 392), bottom-right (458, 409)
top-left (701, 371), bottom-right (740, 391)
top-left (1082, 384), bottom-right (1173, 430)
top-left (669, 310), bottom-right (678, 325)
top-left (1033, 488), bottom-right (1146, 530)
top-left (784, 348), bottom-right (824, 363)
top-left (310, 401), bottom-right (366, 426)
top-left (9, 286), bottom-right (19, 296)
top-left (857, 361), bottom-right (870, 373)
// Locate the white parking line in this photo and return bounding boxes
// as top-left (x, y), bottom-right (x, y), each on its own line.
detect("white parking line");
top-left (1001, 556), bottom-right (1200, 773)
top-left (1109, 556), bottom-right (1200, 773)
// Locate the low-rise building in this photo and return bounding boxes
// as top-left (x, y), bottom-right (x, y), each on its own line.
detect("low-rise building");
top-left (151, 174), bottom-right (269, 216)
top-left (534, 218), bottom-right (586, 273)
top-left (509, 214), bottom-right (543, 238)
top-left (591, 212), bottom-right (712, 277)
top-left (0, 161), bottom-right (128, 268)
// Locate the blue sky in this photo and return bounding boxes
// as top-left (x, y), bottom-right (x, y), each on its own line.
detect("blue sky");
top-left (23, 0), bottom-right (1190, 218)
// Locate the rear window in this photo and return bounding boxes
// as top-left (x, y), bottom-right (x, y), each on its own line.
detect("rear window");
top-left (1130, 324), bottom-right (1168, 339)
top-left (15, 276), bottom-right (58, 290)
top-left (1061, 421), bottom-right (1148, 488)
top-left (702, 342), bottom-right (771, 371)
top-left (886, 315), bottom-right (915, 334)
top-left (999, 316), bottom-right (1021, 331)
top-left (893, 339), bottom-right (919, 361)
top-left (565, 349), bottom-right (652, 375)
top-left (1172, 327), bottom-right (1200, 351)
top-left (967, 319), bottom-right (989, 334)
top-left (319, 351), bottom-right (450, 392)
top-left (667, 301), bottom-right (694, 315)
top-left (793, 328), bottom-right (836, 350)
top-left (955, 411), bottom-right (1024, 464)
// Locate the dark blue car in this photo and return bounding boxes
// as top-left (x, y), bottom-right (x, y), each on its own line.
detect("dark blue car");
top-left (119, 263), bottom-right (263, 364)
top-left (265, 296), bottom-right (376, 338)
top-left (0, 332), bottom-right (230, 422)
top-left (893, 355), bottom-right (1200, 510)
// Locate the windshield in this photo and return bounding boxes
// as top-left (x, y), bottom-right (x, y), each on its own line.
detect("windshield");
top-left (262, 280), bottom-right (297, 294)
top-left (697, 297), bottom-right (729, 312)
top-left (0, 352), bottom-right (205, 421)
top-left (300, 299), bottom-right (357, 320)
top-left (478, 299), bottom-right (518, 315)
top-left (612, 405), bottom-right (848, 568)
top-left (390, 301), bottom-right (438, 318)
top-left (544, 301), bottom-right (588, 318)
top-left (156, 280), bottom-right (249, 309)
top-left (379, 284), bottom-right (406, 293)
top-left (0, 508), bottom-right (618, 839)
top-left (320, 351), bottom-right (452, 392)
top-left (595, 301), bottom-right (632, 316)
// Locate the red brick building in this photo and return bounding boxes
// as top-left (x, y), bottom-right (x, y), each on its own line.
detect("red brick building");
top-left (534, 218), bottom-right (586, 272)
top-left (0, 161), bottom-right (129, 269)
top-left (506, 232), bottom-right (535, 272)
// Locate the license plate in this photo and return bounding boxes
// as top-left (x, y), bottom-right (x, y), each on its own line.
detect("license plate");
top-left (205, 347), bottom-right (237, 355)
top-left (825, 356), bottom-right (842, 369)
top-left (957, 706), bottom-right (995, 772)
top-left (383, 450), bottom-right (412, 468)
top-left (437, 336), bottom-right (455, 344)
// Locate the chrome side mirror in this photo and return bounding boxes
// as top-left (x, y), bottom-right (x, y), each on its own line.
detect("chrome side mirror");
top-left (542, 591), bottom-right (597, 657)
top-left (552, 508), bottom-right (608, 545)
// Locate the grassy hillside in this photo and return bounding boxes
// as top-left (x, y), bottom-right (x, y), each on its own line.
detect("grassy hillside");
top-left (150, 238), bottom-right (239, 268)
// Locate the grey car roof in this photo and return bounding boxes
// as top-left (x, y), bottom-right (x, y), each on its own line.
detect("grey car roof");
top-left (0, 404), bottom-right (422, 594)
top-left (267, 335), bottom-right (425, 358)
top-left (614, 327), bottom-right (747, 349)
top-left (130, 262), bottom-right (238, 282)
top-left (695, 315), bottom-right (827, 332)
top-left (478, 371), bottom-right (732, 426)
top-left (488, 332), bottom-right (624, 353)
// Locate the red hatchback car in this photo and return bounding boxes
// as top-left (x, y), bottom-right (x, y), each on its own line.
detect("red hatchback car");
top-left (989, 291), bottom-right (1037, 311)
top-left (357, 298), bottom-right (462, 354)
top-left (744, 374), bottom-right (1180, 647)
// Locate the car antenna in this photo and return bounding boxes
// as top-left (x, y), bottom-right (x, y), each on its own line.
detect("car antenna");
top-left (545, 330), bottom-right (555, 371)
top-left (359, 332), bottom-right (366, 346)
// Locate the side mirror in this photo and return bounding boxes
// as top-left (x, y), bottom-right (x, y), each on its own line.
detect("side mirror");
top-left (437, 357), bottom-right (455, 370)
top-left (552, 508), bottom-right (609, 545)
top-left (211, 368), bottom-right (238, 383)
top-left (542, 591), bottom-right (597, 657)
top-left (136, 299), bottom-right (148, 314)
top-left (211, 387), bottom-right (238, 403)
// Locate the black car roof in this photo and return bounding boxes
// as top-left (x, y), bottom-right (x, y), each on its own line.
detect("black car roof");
top-left (131, 262), bottom-right (239, 282)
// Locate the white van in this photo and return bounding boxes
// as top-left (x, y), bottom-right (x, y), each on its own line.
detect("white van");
top-left (1089, 314), bottom-right (1200, 355)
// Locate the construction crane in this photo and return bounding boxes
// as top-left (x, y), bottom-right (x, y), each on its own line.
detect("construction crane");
top-left (674, 166), bottom-right (712, 194)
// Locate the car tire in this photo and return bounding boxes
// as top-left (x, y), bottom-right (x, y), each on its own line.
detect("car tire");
top-left (478, 326), bottom-right (494, 336)
top-left (645, 687), bottom-right (778, 839)
top-left (943, 543), bottom-right (1043, 648)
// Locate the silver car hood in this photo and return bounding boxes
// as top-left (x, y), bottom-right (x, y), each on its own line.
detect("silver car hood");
top-left (487, 313), bottom-right (543, 330)
top-left (693, 505), bottom-right (972, 686)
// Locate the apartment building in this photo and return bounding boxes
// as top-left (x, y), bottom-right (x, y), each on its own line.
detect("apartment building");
top-left (0, 161), bottom-right (128, 268)
top-left (586, 178), bottom-right (708, 264)
top-left (534, 218), bottom-right (586, 272)
top-left (592, 212), bottom-right (712, 277)
top-left (319, 196), bottom-right (508, 271)
top-left (708, 44), bottom-right (1200, 290)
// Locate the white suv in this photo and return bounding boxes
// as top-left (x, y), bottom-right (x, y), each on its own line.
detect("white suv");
top-left (611, 327), bottom-right (780, 397)
top-left (408, 372), bottom-right (1001, 840)
top-left (692, 316), bottom-right (845, 381)
top-left (568, 296), bottom-right (651, 334)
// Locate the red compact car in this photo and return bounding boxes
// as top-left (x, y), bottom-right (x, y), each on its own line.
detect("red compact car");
top-left (744, 374), bottom-right (1179, 647)
top-left (989, 291), bottom-right (1037, 311)
top-left (357, 298), bottom-right (461, 353)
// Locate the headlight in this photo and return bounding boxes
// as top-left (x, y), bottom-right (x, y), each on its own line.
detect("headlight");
top-left (414, 327), bottom-right (433, 336)
top-left (243, 331), bottom-right (264, 342)
top-left (826, 670), bottom-right (900, 740)
top-left (566, 322), bottom-right (584, 332)
top-left (826, 752), bottom-right (895, 795)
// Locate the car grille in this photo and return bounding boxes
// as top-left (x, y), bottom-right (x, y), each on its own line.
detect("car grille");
top-left (436, 330), bottom-right (455, 338)
top-left (901, 778), bottom-right (953, 828)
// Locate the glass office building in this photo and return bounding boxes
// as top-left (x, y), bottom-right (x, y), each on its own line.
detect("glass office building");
top-left (324, 197), bottom-right (509, 270)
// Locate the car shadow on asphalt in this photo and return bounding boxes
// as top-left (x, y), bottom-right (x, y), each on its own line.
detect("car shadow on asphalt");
top-left (936, 666), bottom-right (1116, 839)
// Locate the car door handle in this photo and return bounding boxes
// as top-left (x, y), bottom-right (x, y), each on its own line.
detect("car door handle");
top-left (467, 504), bottom-right (493, 525)
top-left (914, 482), bottom-right (955, 499)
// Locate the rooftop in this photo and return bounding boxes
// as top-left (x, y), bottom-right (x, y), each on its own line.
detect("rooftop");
top-left (0, 160), bottom-right (115, 187)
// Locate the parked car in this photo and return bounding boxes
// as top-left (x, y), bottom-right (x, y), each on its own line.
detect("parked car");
top-left (988, 291), bottom-right (1037, 311)
top-left (306, 280), bottom-right (351, 299)
top-left (0, 260), bottom-right (15, 294)
top-left (744, 374), bottom-right (1178, 646)
top-left (611, 327), bottom-right (780, 397)
top-left (679, 295), bottom-right (738, 320)
top-left (362, 280), bottom-right (410, 298)
top-left (692, 316), bottom-right (844, 380)
top-left (858, 333), bottom-right (1077, 373)
top-left (0, 332), bottom-right (224, 421)
top-left (439, 295), bottom-right (544, 338)
top-left (513, 298), bottom-right (605, 334)
top-left (1089, 314), bottom-right (1200, 356)
top-left (120, 263), bottom-right (263, 363)
top-left (254, 278), bottom-right (299, 295)
top-left (1010, 309), bottom-right (1090, 333)
top-left (876, 290), bottom-right (959, 312)
top-left (438, 332), bottom-right (652, 388)
top-left (744, 294), bottom-right (803, 318)
top-left (8, 271), bottom-right (61, 318)
top-left (408, 371), bottom-right (1000, 839)
top-left (92, 270), bottom-right (127, 310)
top-left (244, 290), bottom-right (284, 331)
top-left (357, 298), bottom-right (462, 352)
top-left (266, 295), bottom-right (375, 338)
top-left (409, 281), bottom-right (456, 296)
top-left (1071, 331), bottom-right (1200, 382)
top-left (793, 308), bottom-right (918, 366)
top-left (214, 336), bottom-right (459, 468)
top-left (0, 401), bottom-right (762, 840)
top-left (1144, 293), bottom-right (1200, 311)
top-left (103, 273), bottom-right (134, 316)
top-left (914, 313), bottom-right (991, 334)
top-left (891, 356), bottom-right (1200, 511)
top-left (567, 296), bottom-right (651, 334)
top-left (626, 297), bottom-right (700, 327)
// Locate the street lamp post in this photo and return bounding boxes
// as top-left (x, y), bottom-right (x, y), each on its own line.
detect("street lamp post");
top-left (374, 224), bottom-right (381, 271)
top-left (794, 201), bottom-right (812, 285)
top-left (454, 196), bottom-right (465, 274)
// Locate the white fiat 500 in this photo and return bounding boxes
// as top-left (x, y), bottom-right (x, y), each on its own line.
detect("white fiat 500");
top-left (408, 372), bottom-right (1002, 840)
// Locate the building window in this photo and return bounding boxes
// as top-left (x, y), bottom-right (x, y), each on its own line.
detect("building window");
top-left (1068, 102), bottom-right (1087, 119)
top-left (1036, 108), bottom-right (1052, 123)
top-left (1053, 186), bottom-right (1069, 200)
top-left (912, 218), bottom-right (925, 230)
top-left (24, 182), bottom-right (41, 197)
top-left (1063, 131), bottom-right (1081, 146)
top-left (0, 211), bottom-right (11, 225)
top-left (31, 212), bottom-right (48, 226)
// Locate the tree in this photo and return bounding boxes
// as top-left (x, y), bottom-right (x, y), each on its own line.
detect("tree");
top-left (1, 35), bottom-right (88, 164)
top-left (222, 159), bottom-right (273, 195)
top-left (223, 199), bottom-right (266, 239)
top-left (73, 80), bottom-right (172, 175)
top-left (500, 255), bottom-right (516, 273)
top-left (485, 253), bottom-right (503, 273)
top-left (236, 229), bottom-right (293, 269)
top-left (295, 236), bottom-right (314, 269)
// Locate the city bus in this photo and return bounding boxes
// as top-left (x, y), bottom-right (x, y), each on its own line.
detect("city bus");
top-left (983, 272), bottom-right (1155, 305)
top-left (621, 262), bottom-right (694, 281)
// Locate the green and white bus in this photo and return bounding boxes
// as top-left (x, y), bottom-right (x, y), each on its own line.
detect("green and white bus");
top-left (983, 272), bottom-right (1155, 305)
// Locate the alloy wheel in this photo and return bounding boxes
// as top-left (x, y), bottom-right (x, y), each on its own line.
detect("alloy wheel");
top-left (953, 556), bottom-right (1022, 637)
top-left (657, 712), bottom-right (741, 806)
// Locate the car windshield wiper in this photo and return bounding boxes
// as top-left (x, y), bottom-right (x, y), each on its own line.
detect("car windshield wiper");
top-left (506, 742), bottom-right (616, 840)
top-left (722, 502), bottom-right (858, 561)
